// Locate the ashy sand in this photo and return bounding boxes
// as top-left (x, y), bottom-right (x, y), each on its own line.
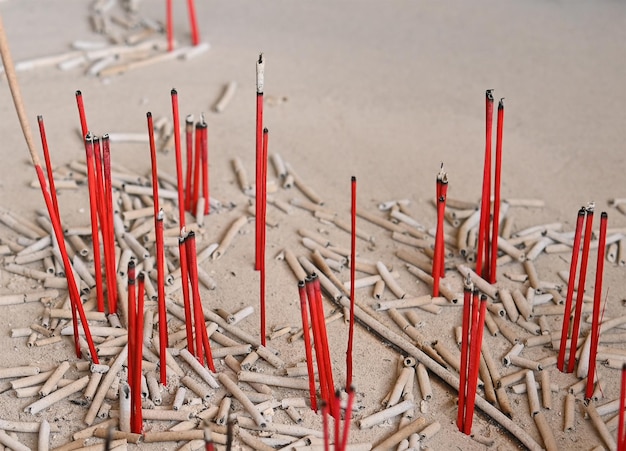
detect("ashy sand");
top-left (0, 0), bottom-right (624, 449)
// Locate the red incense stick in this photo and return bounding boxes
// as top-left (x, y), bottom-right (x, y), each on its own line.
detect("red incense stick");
top-left (185, 116), bottom-right (194, 213)
top-left (186, 0), bottom-right (201, 46)
top-left (567, 204), bottom-right (595, 373)
top-left (476, 90), bottom-right (494, 279)
top-left (166, 0), bottom-right (174, 51)
top-left (557, 207), bottom-right (586, 371)
top-left (305, 276), bottom-right (329, 408)
top-left (83, 135), bottom-right (106, 313)
top-left (255, 53), bottom-right (265, 271)
top-left (334, 389), bottom-right (342, 450)
top-left (586, 211), bottom-right (608, 399)
top-left (619, 364), bottom-right (626, 449)
top-left (171, 89), bottom-right (186, 229)
top-left (463, 292), bottom-right (487, 434)
top-left (339, 385), bottom-right (355, 450)
top-left (126, 260), bottom-right (137, 426)
top-left (346, 176), bottom-right (357, 389)
top-left (432, 166), bottom-right (447, 297)
top-left (133, 272), bottom-right (145, 433)
top-left (0, 18), bottom-right (98, 362)
top-left (313, 276), bottom-right (337, 418)
top-left (37, 116), bottom-right (60, 222)
top-left (101, 135), bottom-right (118, 313)
top-left (489, 98), bottom-right (505, 284)
top-left (457, 277), bottom-right (473, 431)
top-left (259, 127), bottom-right (269, 346)
top-left (321, 401), bottom-right (330, 451)
top-left (192, 120), bottom-right (203, 215)
top-left (179, 235), bottom-right (195, 356)
top-left (201, 119), bottom-right (209, 215)
top-left (186, 231), bottom-right (215, 371)
top-left (298, 281), bottom-right (318, 411)
top-left (75, 90), bottom-right (89, 138)
top-left (147, 112), bottom-right (168, 383)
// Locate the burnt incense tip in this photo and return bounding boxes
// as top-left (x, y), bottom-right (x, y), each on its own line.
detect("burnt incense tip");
top-left (185, 114), bottom-right (194, 124)
top-left (75, 90), bottom-right (82, 96)
top-left (499, 98), bottom-right (505, 108)
top-left (578, 207), bottom-right (586, 216)
top-left (586, 202), bottom-right (595, 213)
top-left (486, 89), bottom-right (494, 101)
top-left (480, 294), bottom-right (487, 302)
top-left (157, 208), bottom-right (165, 221)
top-left (171, 88), bottom-right (177, 95)
top-left (351, 175), bottom-right (356, 182)
top-left (188, 231), bottom-right (196, 239)
top-left (102, 133), bottom-right (109, 141)
top-left (601, 211), bottom-right (608, 219)
top-left (263, 127), bottom-right (268, 134)
top-left (128, 260), bottom-right (135, 269)
top-left (37, 115), bottom-right (43, 121)
top-left (298, 280), bottom-right (305, 288)
top-left (138, 272), bottom-right (145, 281)
top-left (85, 131), bottom-right (93, 141)
top-left (146, 111), bottom-right (152, 118)
top-left (258, 53), bottom-right (263, 64)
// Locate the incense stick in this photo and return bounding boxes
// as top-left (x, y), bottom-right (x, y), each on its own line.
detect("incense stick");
top-left (255, 53), bottom-right (265, 271)
top-left (489, 98), bottom-right (505, 283)
top-left (166, 0), bottom-right (174, 51)
top-left (586, 211), bottom-right (608, 399)
top-left (476, 90), bottom-right (494, 279)
top-left (557, 207), bottom-right (585, 372)
top-left (346, 176), bottom-right (357, 391)
top-left (184, 115), bottom-right (194, 212)
top-left (567, 204), bottom-right (594, 373)
top-left (186, 0), bottom-right (201, 46)
top-left (171, 89), bottom-right (185, 228)
top-left (259, 127), bottom-right (269, 346)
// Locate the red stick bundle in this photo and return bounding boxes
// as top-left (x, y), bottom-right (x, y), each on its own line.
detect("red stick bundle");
top-left (339, 386), bottom-right (356, 450)
top-left (489, 98), bottom-right (505, 284)
top-left (186, 231), bottom-right (215, 371)
top-left (568, 205), bottom-right (595, 373)
top-left (557, 207), bottom-right (586, 372)
top-left (463, 292), bottom-right (487, 434)
top-left (313, 276), bottom-right (337, 419)
top-left (586, 211), bottom-right (608, 399)
top-left (456, 277), bottom-right (473, 431)
top-left (346, 176), bottom-right (357, 389)
top-left (305, 277), bottom-right (329, 409)
top-left (297, 281), bottom-right (317, 411)
top-left (82, 135), bottom-right (106, 314)
top-left (476, 90), bottom-right (494, 279)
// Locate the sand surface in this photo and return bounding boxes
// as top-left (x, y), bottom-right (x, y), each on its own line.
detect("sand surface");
top-left (0, 0), bottom-right (625, 449)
